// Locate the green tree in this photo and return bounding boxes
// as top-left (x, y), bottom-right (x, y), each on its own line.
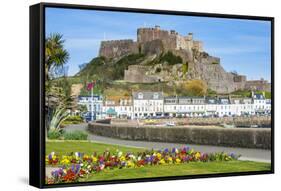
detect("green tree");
top-left (45, 33), bottom-right (70, 81)
top-left (45, 33), bottom-right (71, 138)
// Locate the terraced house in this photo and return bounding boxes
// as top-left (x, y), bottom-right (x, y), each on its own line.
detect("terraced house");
top-left (78, 91), bottom-right (271, 119)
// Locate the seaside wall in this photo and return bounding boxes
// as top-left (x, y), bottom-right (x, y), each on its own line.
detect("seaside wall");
top-left (88, 120), bottom-right (271, 149)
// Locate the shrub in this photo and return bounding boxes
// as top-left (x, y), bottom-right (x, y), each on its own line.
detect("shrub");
top-left (182, 62), bottom-right (188, 74)
top-left (61, 115), bottom-right (84, 125)
top-left (63, 130), bottom-right (88, 140)
top-left (212, 62), bottom-right (219, 65)
top-left (159, 51), bottom-right (183, 65)
top-left (181, 80), bottom-right (207, 96)
top-left (48, 129), bottom-right (62, 140)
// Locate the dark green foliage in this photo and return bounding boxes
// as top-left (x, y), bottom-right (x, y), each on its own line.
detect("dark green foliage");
top-left (63, 130), bottom-right (88, 140)
top-left (231, 90), bottom-right (252, 98)
top-left (159, 51), bottom-right (183, 65)
top-left (61, 115), bottom-right (84, 125)
top-left (112, 53), bottom-right (145, 79)
top-left (212, 62), bottom-right (219, 65)
top-left (230, 90), bottom-right (271, 99)
top-left (207, 89), bottom-right (217, 97)
top-left (182, 62), bottom-right (189, 74)
top-left (47, 129), bottom-right (62, 140)
top-left (77, 57), bottom-right (106, 77)
top-left (77, 54), bottom-right (145, 82)
top-left (155, 67), bottom-right (161, 73)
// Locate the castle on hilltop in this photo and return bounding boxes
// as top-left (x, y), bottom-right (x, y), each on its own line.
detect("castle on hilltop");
top-left (99, 25), bottom-right (203, 58)
top-left (96, 26), bottom-right (270, 94)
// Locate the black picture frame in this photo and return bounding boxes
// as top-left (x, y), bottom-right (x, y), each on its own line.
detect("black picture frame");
top-left (29, 2), bottom-right (275, 189)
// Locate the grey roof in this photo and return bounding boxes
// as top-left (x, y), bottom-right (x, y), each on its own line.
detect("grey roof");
top-left (205, 97), bottom-right (218, 104)
top-left (217, 97), bottom-right (230, 104)
top-left (253, 94), bottom-right (265, 100)
top-left (132, 91), bottom-right (164, 100)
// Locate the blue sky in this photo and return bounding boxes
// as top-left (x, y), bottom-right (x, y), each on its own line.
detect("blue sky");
top-left (46, 7), bottom-right (271, 81)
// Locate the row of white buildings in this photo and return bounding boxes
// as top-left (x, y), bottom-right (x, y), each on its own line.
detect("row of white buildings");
top-left (77, 91), bottom-right (271, 120)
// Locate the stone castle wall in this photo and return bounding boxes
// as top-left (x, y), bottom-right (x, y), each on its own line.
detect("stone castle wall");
top-left (99, 39), bottom-right (138, 58)
top-left (137, 27), bottom-right (177, 51)
top-left (124, 65), bottom-right (160, 83)
top-left (99, 26), bottom-right (204, 59)
top-left (245, 79), bottom-right (271, 92)
top-left (137, 27), bottom-right (203, 52)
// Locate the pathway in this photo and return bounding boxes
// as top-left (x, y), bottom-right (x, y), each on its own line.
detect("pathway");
top-left (64, 124), bottom-right (271, 163)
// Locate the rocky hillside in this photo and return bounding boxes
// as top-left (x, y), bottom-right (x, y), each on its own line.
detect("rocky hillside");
top-left (76, 47), bottom-right (245, 94)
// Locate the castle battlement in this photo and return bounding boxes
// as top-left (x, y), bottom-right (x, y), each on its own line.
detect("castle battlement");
top-left (99, 25), bottom-right (204, 58)
top-left (101, 39), bottom-right (134, 43)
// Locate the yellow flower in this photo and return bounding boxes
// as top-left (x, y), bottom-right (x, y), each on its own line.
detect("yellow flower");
top-left (127, 160), bottom-right (135, 168)
top-left (84, 154), bottom-right (89, 160)
top-left (195, 152), bottom-right (201, 160)
top-left (120, 156), bottom-right (126, 161)
top-left (61, 158), bottom-right (70, 165)
top-left (168, 157), bottom-right (173, 163)
top-left (175, 158), bottom-right (181, 164)
top-left (156, 153), bottom-right (162, 159)
top-left (92, 156), bottom-right (98, 163)
top-left (159, 159), bottom-right (165, 165)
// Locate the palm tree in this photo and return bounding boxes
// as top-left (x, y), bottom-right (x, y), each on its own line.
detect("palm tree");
top-left (45, 33), bottom-right (69, 81)
top-left (45, 33), bottom-right (70, 137)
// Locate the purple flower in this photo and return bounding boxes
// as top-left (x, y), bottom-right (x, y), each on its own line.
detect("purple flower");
top-left (51, 168), bottom-right (63, 178)
top-left (71, 164), bottom-right (75, 172)
top-left (121, 161), bottom-right (126, 167)
top-left (164, 148), bottom-right (169, 153)
top-left (75, 164), bottom-right (81, 174)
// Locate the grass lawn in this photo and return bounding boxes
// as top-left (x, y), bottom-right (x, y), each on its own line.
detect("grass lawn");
top-left (83, 161), bottom-right (270, 181)
top-left (46, 141), bottom-right (145, 155)
top-left (46, 141), bottom-right (271, 182)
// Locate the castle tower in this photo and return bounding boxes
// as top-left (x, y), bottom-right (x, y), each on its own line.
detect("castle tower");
top-left (187, 33), bottom-right (193, 41)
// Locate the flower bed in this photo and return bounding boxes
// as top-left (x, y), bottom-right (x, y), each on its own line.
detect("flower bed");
top-left (45, 146), bottom-right (240, 184)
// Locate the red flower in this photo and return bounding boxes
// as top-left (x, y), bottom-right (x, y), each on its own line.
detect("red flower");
top-left (137, 160), bottom-right (145, 167)
top-left (63, 170), bottom-right (77, 182)
top-left (105, 161), bottom-right (112, 168)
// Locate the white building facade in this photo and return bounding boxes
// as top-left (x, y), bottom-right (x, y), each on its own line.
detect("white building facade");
top-left (77, 95), bottom-right (103, 119)
top-left (79, 92), bottom-right (271, 119)
top-left (132, 92), bottom-right (164, 119)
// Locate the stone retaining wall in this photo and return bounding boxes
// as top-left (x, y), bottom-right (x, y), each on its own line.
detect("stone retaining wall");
top-left (112, 116), bottom-right (271, 127)
top-left (88, 120), bottom-right (271, 149)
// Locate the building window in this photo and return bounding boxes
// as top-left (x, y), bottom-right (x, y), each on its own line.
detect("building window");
top-left (153, 93), bottom-right (159, 99)
top-left (138, 93), bottom-right (143, 99)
